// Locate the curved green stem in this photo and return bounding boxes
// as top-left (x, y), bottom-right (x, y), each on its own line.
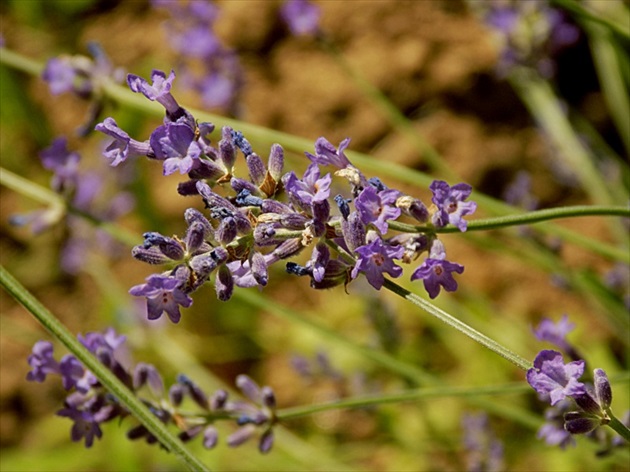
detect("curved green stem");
top-left (607, 409), bottom-right (630, 442)
top-left (382, 279), bottom-right (533, 371)
top-left (0, 265), bottom-right (209, 472)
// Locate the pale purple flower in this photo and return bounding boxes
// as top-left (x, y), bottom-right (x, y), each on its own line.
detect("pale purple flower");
top-left (410, 240), bottom-right (464, 298)
top-left (305, 137), bottom-right (352, 169)
top-left (280, 0), bottom-right (321, 36)
top-left (129, 274), bottom-right (193, 323)
top-left (532, 314), bottom-right (575, 353)
top-left (351, 236), bottom-right (404, 290)
top-left (283, 163), bottom-right (332, 210)
top-left (57, 405), bottom-right (104, 448)
top-left (430, 180), bottom-right (476, 231)
top-left (537, 400), bottom-right (576, 449)
top-left (95, 117), bottom-right (152, 166)
top-left (39, 137), bottom-right (81, 191)
top-left (355, 186), bottom-right (401, 234)
top-left (26, 341), bottom-right (60, 382)
top-left (127, 69), bottom-right (180, 116)
top-left (149, 122), bottom-right (203, 175)
top-left (526, 350), bottom-right (586, 405)
top-left (42, 57), bottom-right (78, 95)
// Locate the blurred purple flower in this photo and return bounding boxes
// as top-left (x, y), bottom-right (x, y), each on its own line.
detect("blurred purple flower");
top-left (280, 0), bottom-right (321, 36)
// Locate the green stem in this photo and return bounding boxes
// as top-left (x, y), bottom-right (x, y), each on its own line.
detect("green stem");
top-left (382, 279), bottom-right (533, 372)
top-left (607, 409), bottom-right (630, 442)
top-left (277, 383), bottom-right (529, 421)
top-left (0, 265), bottom-right (209, 472)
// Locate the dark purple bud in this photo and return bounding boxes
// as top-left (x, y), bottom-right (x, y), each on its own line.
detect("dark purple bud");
top-left (216, 217), bottom-right (238, 244)
top-left (261, 199), bottom-right (292, 214)
top-left (342, 211), bottom-right (366, 252)
top-left (594, 369), bottom-right (612, 410)
top-left (246, 153), bottom-right (266, 185)
top-left (268, 144), bottom-right (284, 181)
top-left (211, 247), bottom-right (229, 264)
top-left (258, 428), bottom-right (274, 454)
top-left (311, 199), bottom-right (330, 226)
top-left (210, 389), bottom-right (229, 410)
top-left (231, 177), bottom-right (260, 196)
top-left (261, 386), bottom-right (276, 410)
top-left (177, 374), bottom-right (209, 409)
top-left (127, 424), bottom-right (150, 440)
top-left (133, 363), bottom-right (164, 395)
top-left (235, 189), bottom-right (264, 207)
top-left (311, 259), bottom-right (350, 289)
top-left (564, 411), bottom-right (601, 434)
top-left (189, 254), bottom-right (218, 282)
top-left (232, 130), bottom-right (253, 156)
top-left (286, 262), bottom-right (312, 277)
top-left (179, 425), bottom-right (203, 442)
top-left (396, 196), bottom-right (429, 223)
top-left (216, 265), bottom-right (234, 301)
top-left (185, 221), bottom-right (207, 254)
top-left (169, 384), bottom-right (185, 407)
top-left (335, 194), bottom-right (351, 220)
top-left (368, 177), bottom-right (387, 192)
top-left (142, 232), bottom-right (185, 261)
top-left (178, 179), bottom-right (202, 196)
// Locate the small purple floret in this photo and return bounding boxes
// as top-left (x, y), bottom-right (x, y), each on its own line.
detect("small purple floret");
top-left (430, 180), bottom-right (477, 231)
top-left (526, 350), bottom-right (586, 406)
top-left (129, 274), bottom-right (193, 323)
top-left (351, 237), bottom-right (404, 290)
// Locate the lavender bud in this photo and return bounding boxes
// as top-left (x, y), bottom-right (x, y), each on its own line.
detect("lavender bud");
top-left (311, 259), bottom-right (350, 289)
top-left (251, 252), bottom-right (268, 286)
top-left (210, 389), bottom-right (229, 410)
top-left (342, 211), bottom-right (366, 252)
top-left (189, 254), bottom-right (218, 281)
top-left (133, 363), bottom-right (164, 395)
top-left (216, 217), bottom-right (238, 244)
top-left (143, 232), bottom-right (185, 260)
top-left (216, 265), bottom-right (234, 301)
top-left (184, 208), bottom-right (213, 237)
top-left (211, 247), bottom-right (229, 264)
top-left (247, 153), bottom-right (266, 186)
top-left (564, 411), bottom-right (600, 434)
top-left (259, 429), bottom-right (274, 454)
top-left (286, 262), bottom-right (311, 277)
top-left (231, 177), bottom-right (260, 196)
top-left (227, 424), bottom-right (256, 447)
top-left (261, 386), bottom-right (276, 409)
top-left (235, 189), bottom-right (264, 208)
top-left (178, 180), bottom-right (201, 196)
top-left (169, 384), bottom-right (185, 406)
top-left (203, 426), bottom-right (219, 449)
top-left (232, 130), bottom-right (253, 156)
top-left (594, 369), bottom-right (612, 410)
top-left (185, 221), bottom-right (207, 254)
top-left (261, 199), bottom-right (292, 214)
top-left (236, 374), bottom-right (261, 403)
top-left (268, 144), bottom-right (284, 181)
top-left (396, 195), bottom-right (429, 223)
top-left (219, 126), bottom-right (236, 170)
top-left (335, 194), bottom-right (351, 220)
top-left (132, 246), bottom-right (172, 265)
top-left (254, 223), bottom-right (280, 246)
top-left (273, 238), bottom-right (304, 259)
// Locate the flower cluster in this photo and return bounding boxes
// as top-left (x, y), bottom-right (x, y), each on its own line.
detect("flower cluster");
top-left (26, 329), bottom-right (277, 452)
top-left (476, 0), bottom-right (580, 78)
top-left (95, 69), bottom-right (477, 323)
top-left (527, 316), bottom-right (628, 451)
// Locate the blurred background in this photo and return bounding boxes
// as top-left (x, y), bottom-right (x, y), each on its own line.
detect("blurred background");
top-left (1, 0), bottom-right (628, 470)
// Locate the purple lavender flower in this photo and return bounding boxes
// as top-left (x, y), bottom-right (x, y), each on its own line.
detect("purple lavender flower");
top-left (57, 404), bottom-right (104, 448)
top-left (59, 355), bottom-right (95, 393)
top-left (95, 117), bottom-right (152, 166)
top-left (283, 163), bottom-right (332, 210)
top-left (127, 69), bottom-right (180, 116)
top-left (42, 57), bottom-right (78, 95)
top-left (280, 0), bottom-right (321, 36)
top-left (149, 122), bottom-right (203, 175)
top-left (355, 186), bottom-right (401, 234)
top-left (26, 341), bottom-right (60, 382)
top-left (305, 137), bottom-right (352, 169)
top-left (129, 274), bottom-right (193, 323)
top-left (537, 400), bottom-right (576, 449)
top-left (351, 235), bottom-right (404, 290)
top-left (526, 350), bottom-right (586, 405)
top-left (461, 412), bottom-right (504, 472)
top-left (410, 240), bottom-right (464, 298)
top-left (430, 180), bottom-right (476, 231)
top-left (39, 137), bottom-right (80, 192)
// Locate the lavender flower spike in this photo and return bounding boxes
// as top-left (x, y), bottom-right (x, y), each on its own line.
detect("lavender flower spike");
top-left (526, 350), bottom-right (586, 406)
top-left (127, 69), bottom-right (179, 116)
top-left (129, 274), bottom-right (193, 323)
top-left (430, 180), bottom-right (477, 231)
